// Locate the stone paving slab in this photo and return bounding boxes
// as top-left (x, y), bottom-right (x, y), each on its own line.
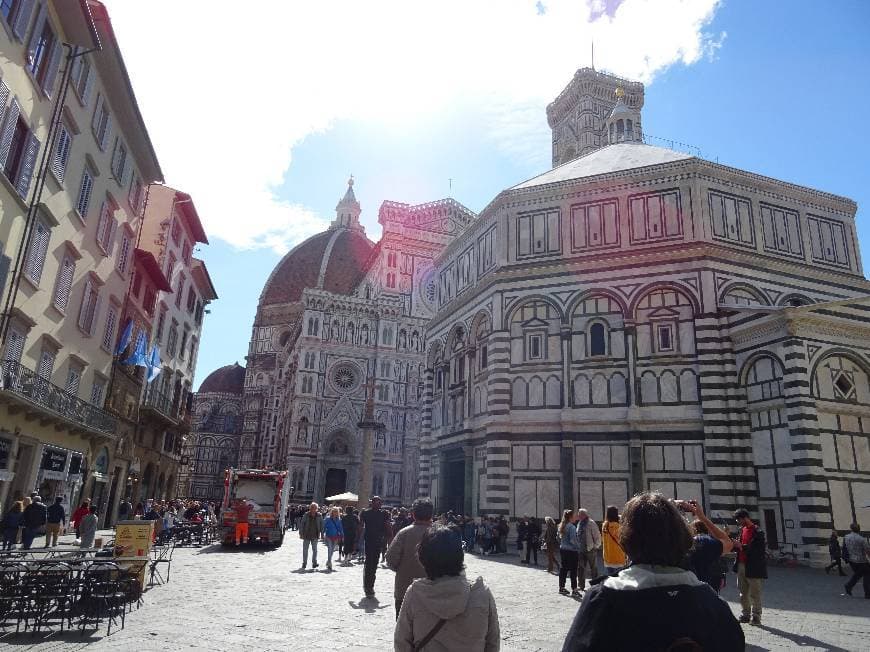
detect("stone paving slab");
top-left (2, 532), bottom-right (868, 651)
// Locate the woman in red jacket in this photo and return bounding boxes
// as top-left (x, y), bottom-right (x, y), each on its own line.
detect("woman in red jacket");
top-left (70, 499), bottom-right (91, 539)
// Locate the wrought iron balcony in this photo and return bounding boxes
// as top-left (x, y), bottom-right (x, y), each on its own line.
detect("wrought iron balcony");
top-left (0, 359), bottom-right (117, 436)
top-left (141, 386), bottom-right (179, 424)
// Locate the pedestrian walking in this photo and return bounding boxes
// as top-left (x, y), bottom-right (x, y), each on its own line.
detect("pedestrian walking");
top-left (323, 507), bottom-right (344, 570)
top-left (45, 496), bottom-right (66, 547)
top-left (543, 516), bottom-right (560, 574)
top-left (341, 506), bottom-right (359, 564)
top-left (558, 509), bottom-right (582, 597)
top-left (70, 499), bottom-right (91, 539)
top-left (516, 516), bottom-right (528, 559)
top-left (118, 497), bottom-right (132, 521)
top-left (575, 509), bottom-right (601, 590)
top-left (299, 502), bottom-right (323, 570)
top-left (600, 505), bottom-right (626, 574)
top-left (684, 500), bottom-right (732, 593)
top-left (732, 507), bottom-right (767, 625)
top-left (360, 496), bottom-right (391, 597)
top-left (394, 524), bottom-right (500, 651)
top-left (843, 522), bottom-right (870, 598)
top-left (825, 530), bottom-right (847, 577)
top-left (2, 501), bottom-right (23, 551)
top-left (79, 506), bottom-right (99, 549)
top-left (523, 517), bottom-right (541, 565)
top-left (21, 495), bottom-right (47, 549)
top-left (496, 517), bottom-right (509, 554)
top-left (561, 492), bottom-right (744, 652)
top-left (386, 498), bottom-right (433, 618)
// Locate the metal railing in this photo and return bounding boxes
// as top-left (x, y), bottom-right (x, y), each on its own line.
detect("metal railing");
top-left (143, 386), bottom-right (177, 420)
top-left (0, 359), bottom-right (117, 435)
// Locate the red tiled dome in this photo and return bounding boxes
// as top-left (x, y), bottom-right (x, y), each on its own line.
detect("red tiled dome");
top-left (259, 228), bottom-right (374, 306)
top-left (198, 363), bottom-right (246, 394)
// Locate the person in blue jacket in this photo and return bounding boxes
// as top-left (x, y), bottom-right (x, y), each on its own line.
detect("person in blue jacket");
top-left (323, 506), bottom-right (345, 571)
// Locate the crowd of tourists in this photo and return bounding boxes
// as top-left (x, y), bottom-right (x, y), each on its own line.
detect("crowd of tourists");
top-left (276, 492), bottom-right (870, 650)
top-left (0, 493), bottom-right (219, 551)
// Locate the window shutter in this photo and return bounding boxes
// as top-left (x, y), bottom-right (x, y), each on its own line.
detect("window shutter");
top-left (77, 277), bottom-right (93, 330)
top-left (101, 112), bottom-right (112, 150)
top-left (81, 62), bottom-right (94, 104)
top-left (110, 137), bottom-right (119, 177)
top-left (11, 0), bottom-right (35, 40)
top-left (15, 132), bottom-right (40, 199)
top-left (89, 291), bottom-right (102, 336)
top-left (95, 201), bottom-right (109, 250)
top-left (104, 218), bottom-right (118, 255)
top-left (0, 97), bottom-right (21, 168)
top-left (51, 125), bottom-right (69, 180)
top-left (53, 253), bottom-right (75, 311)
top-left (77, 170), bottom-right (93, 217)
top-left (0, 80), bottom-right (10, 120)
top-left (25, 4), bottom-right (46, 69)
top-left (117, 234), bottom-right (131, 275)
top-left (38, 348), bottom-right (55, 379)
top-left (91, 95), bottom-right (101, 133)
top-left (102, 304), bottom-right (117, 350)
top-left (24, 219), bottom-right (49, 283)
top-left (42, 39), bottom-right (63, 96)
top-left (3, 327), bottom-right (25, 363)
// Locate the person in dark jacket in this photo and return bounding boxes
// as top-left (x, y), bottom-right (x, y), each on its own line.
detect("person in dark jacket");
top-left (340, 506), bottom-right (359, 565)
top-left (732, 508), bottom-right (767, 626)
top-left (561, 492), bottom-right (744, 652)
top-left (825, 531), bottom-right (846, 576)
top-left (2, 501), bottom-right (24, 550)
top-left (45, 497), bottom-right (66, 547)
top-left (21, 496), bottom-right (48, 549)
top-left (523, 517), bottom-right (542, 566)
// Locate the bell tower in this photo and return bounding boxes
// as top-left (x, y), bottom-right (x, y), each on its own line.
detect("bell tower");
top-left (547, 67), bottom-right (645, 166)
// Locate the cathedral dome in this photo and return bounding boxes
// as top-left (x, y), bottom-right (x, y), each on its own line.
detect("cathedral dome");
top-left (259, 228), bottom-right (374, 305)
top-left (198, 362), bottom-right (246, 394)
top-left (259, 178), bottom-right (375, 306)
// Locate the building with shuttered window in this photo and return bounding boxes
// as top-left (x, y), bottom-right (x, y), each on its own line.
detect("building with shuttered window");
top-left (0, 1), bottom-right (163, 523)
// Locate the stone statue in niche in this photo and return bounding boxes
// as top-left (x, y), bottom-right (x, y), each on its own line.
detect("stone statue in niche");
top-left (399, 330), bottom-right (408, 351)
top-left (411, 331), bottom-right (420, 351)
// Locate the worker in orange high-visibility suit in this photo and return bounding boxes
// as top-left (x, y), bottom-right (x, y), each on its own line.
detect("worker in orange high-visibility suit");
top-left (234, 498), bottom-right (253, 546)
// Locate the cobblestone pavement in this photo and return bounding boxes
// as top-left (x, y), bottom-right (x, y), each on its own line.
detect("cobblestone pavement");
top-left (3, 531), bottom-right (869, 651)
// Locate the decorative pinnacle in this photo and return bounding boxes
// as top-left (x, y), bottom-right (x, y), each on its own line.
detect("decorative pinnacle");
top-left (348, 174), bottom-right (354, 187)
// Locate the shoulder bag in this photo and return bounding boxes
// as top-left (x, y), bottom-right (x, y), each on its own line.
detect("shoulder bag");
top-left (414, 618), bottom-right (447, 651)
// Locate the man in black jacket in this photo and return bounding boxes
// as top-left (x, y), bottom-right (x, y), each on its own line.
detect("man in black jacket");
top-left (45, 497), bottom-right (66, 547)
top-left (22, 496), bottom-right (47, 549)
top-left (733, 508), bottom-right (768, 626)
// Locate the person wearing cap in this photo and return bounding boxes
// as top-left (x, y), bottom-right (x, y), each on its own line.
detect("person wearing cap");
top-left (21, 495), bottom-right (47, 549)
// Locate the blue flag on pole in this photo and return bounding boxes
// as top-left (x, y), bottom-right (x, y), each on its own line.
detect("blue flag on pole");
top-left (146, 346), bottom-right (162, 383)
top-left (115, 318), bottom-right (133, 356)
top-left (122, 331), bottom-right (148, 367)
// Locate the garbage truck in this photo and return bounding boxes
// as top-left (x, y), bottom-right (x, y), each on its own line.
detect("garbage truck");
top-left (219, 468), bottom-right (290, 546)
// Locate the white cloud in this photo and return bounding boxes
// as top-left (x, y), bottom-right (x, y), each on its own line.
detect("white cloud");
top-left (103, 0), bottom-right (724, 253)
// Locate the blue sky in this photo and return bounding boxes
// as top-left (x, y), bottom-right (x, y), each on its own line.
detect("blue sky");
top-left (106, 1), bottom-right (870, 388)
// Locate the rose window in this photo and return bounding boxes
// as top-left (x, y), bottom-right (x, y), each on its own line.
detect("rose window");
top-left (331, 363), bottom-right (360, 393)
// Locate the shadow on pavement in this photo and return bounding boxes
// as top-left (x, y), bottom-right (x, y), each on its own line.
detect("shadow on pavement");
top-left (757, 624), bottom-right (850, 652)
top-left (349, 597), bottom-right (390, 614)
top-left (195, 543), bottom-right (278, 555)
top-left (0, 630), bottom-right (103, 645)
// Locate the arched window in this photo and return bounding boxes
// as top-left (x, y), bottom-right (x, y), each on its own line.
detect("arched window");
top-left (589, 323), bottom-right (607, 356)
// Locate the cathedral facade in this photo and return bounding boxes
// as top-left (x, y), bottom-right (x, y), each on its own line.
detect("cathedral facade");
top-left (196, 67), bottom-right (870, 562)
top-left (238, 181), bottom-right (475, 506)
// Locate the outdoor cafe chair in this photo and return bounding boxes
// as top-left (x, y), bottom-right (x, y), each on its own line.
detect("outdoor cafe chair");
top-left (23, 560), bottom-right (75, 633)
top-left (148, 539), bottom-right (175, 587)
top-left (0, 560), bottom-right (27, 633)
top-left (79, 561), bottom-right (126, 635)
